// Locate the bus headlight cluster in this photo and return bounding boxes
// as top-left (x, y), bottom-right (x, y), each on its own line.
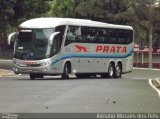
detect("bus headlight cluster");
top-left (13, 67), bottom-right (18, 72)
top-left (40, 62), bottom-right (48, 66)
top-left (14, 61), bottom-right (27, 67)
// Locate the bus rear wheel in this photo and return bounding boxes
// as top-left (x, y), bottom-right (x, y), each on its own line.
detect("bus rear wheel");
top-left (114, 63), bottom-right (122, 78)
top-left (108, 63), bottom-right (115, 78)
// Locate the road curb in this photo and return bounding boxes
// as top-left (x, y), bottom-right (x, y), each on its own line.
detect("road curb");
top-left (148, 79), bottom-right (160, 98)
top-left (0, 69), bottom-right (15, 77)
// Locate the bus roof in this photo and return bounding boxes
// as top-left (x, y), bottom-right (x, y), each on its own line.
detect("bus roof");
top-left (20, 17), bottom-right (133, 30)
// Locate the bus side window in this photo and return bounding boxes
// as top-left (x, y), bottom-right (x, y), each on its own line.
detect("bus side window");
top-left (50, 34), bottom-right (61, 55)
top-left (50, 26), bottom-right (65, 56)
top-left (126, 30), bottom-right (133, 44)
top-left (65, 26), bottom-right (78, 45)
top-left (55, 25), bottom-right (65, 41)
top-left (89, 28), bottom-right (97, 43)
top-left (117, 30), bottom-right (132, 44)
top-left (75, 35), bottom-right (82, 42)
top-left (97, 29), bottom-right (106, 43)
top-left (104, 29), bottom-right (110, 44)
top-left (78, 27), bottom-right (89, 43)
top-left (118, 30), bottom-right (125, 44)
top-left (78, 27), bottom-right (97, 43)
top-left (109, 29), bottom-right (117, 44)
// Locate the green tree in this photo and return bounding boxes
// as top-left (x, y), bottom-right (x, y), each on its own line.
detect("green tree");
top-left (0, 0), bottom-right (50, 51)
top-left (128, 0), bottom-right (160, 68)
top-left (75, 0), bottom-right (132, 24)
top-left (0, 0), bottom-right (15, 50)
top-left (11, 0), bottom-right (50, 26)
top-left (50, 0), bottom-right (78, 17)
top-left (132, 0), bottom-right (160, 45)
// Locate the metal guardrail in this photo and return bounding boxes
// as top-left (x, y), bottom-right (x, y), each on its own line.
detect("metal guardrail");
top-left (0, 52), bottom-right (13, 59)
top-left (134, 51), bottom-right (160, 69)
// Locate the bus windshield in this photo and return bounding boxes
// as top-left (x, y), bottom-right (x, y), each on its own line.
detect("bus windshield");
top-left (14, 29), bottom-right (54, 60)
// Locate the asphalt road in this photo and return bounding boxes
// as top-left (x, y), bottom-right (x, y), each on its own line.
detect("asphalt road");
top-left (0, 74), bottom-right (160, 113)
top-left (0, 60), bottom-right (160, 113)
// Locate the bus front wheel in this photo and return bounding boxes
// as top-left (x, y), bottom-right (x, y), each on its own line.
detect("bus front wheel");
top-left (30, 73), bottom-right (44, 80)
top-left (30, 74), bottom-right (36, 80)
top-left (62, 63), bottom-right (70, 79)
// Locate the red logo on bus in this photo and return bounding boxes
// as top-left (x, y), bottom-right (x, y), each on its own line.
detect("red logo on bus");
top-left (75, 45), bottom-right (89, 52)
top-left (96, 45), bottom-right (127, 53)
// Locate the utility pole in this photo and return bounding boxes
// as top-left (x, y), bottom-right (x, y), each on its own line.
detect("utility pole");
top-left (148, 3), bottom-right (153, 69)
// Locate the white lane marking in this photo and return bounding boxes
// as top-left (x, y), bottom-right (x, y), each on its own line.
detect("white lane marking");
top-left (148, 79), bottom-right (160, 98)
top-left (133, 67), bottom-right (160, 71)
top-left (155, 78), bottom-right (160, 85)
top-left (133, 78), bottom-right (147, 80)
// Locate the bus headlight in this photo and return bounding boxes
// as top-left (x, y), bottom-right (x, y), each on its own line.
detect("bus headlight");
top-left (40, 62), bottom-right (48, 66)
top-left (14, 61), bottom-right (27, 67)
top-left (13, 60), bottom-right (16, 64)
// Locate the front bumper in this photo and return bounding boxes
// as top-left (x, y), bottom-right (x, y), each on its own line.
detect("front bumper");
top-left (12, 58), bottom-right (54, 75)
top-left (13, 64), bottom-right (50, 74)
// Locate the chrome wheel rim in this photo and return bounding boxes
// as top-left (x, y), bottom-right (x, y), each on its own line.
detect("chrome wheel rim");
top-left (116, 66), bottom-right (121, 76)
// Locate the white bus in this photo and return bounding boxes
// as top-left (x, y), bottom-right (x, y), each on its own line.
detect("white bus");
top-left (8, 18), bottom-right (134, 79)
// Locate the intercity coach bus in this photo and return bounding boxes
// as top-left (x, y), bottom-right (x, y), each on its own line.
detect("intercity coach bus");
top-left (8, 18), bottom-right (134, 79)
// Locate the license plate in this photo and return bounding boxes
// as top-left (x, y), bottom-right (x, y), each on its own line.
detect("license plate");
top-left (26, 69), bottom-right (32, 72)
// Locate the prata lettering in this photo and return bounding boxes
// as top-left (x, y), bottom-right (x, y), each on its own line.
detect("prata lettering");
top-left (96, 45), bottom-right (127, 53)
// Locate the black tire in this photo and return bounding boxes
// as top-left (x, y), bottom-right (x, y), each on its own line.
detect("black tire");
top-left (101, 73), bottom-right (108, 78)
top-left (75, 74), bottom-right (83, 79)
top-left (108, 63), bottom-right (115, 78)
top-left (30, 73), bottom-right (44, 80)
top-left (30, 73), bottom-right (36, 80)
top-left (114, 64), bottom-right (122, 78)
top-left (62, 63), bottom-right (70, 79)
top-left (76, 73), bottom-right (91, 79)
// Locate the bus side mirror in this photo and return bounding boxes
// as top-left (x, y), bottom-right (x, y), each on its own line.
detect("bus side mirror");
top-left (7, 32), bottom-right (17, 45)
top-left (49, 32), bottom-right (60, 45)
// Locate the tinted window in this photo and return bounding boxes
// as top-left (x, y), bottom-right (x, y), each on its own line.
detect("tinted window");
top-left (75, 27), bottom-right (98, 43)
top-left (117, 29), bottom-right (133, 44)
top-left (64, 26), bottom-right (133, 45)
top-left (65, 26), bottom-right (80, 46)
top-left (50, 26), bottom-right (65, 56)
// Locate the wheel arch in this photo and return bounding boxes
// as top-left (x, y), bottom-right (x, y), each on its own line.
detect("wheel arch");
top-left (108, 60), bottom-right (116, 69)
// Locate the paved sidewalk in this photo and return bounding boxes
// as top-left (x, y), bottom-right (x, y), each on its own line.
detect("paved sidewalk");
top-left (0, 69), bottom-right (14, 77)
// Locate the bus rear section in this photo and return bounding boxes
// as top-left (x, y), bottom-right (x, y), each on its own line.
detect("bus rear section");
top-left (59, 25), bottom-right (133, 79)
